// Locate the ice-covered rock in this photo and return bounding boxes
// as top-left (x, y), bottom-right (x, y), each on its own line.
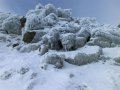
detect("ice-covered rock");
top-left (0, 12), bottom-right (11, 28)
top-left (44, 54), bottom-right (64, 69)
top-left (39, 44), bottom-right (49, 55)
top-left (2, 15), bottom-right (21, 35)
top-left (75, 37), bottom-right (87, 49)
top-left (19, 43), bottom-right (40, 53)
top-left (43, 13), bottom-right (58, 26)
top-left (65, 46), bottom-right (102, 65)
top-left (88, 25), bottom-right (120, 47)
top-left (61, 33), bottom-right (76, 51)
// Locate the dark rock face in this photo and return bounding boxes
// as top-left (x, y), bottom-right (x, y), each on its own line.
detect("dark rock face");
top-left (20, 16), bottom-right (26, 28)
top-left (23, 31), bottom-right (36, 43)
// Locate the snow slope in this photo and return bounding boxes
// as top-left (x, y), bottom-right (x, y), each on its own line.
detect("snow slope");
top-left (0, 42), bottom-right (120, 90)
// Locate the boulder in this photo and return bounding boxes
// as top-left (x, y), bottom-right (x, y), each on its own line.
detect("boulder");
top-left (45, 54), bottom-right (64, 69)
top-left (2, 15), bottom-right (21, 35)
top-left (19, 43), bottom-right (39, 53)
top-left (65, 46), bottom-right (102, 66)
top-left (23, 31), bottom-right (36, 43)
top-left (61, 33), bottom-right (76, 51)
top-left (75, 37), bottom-right (86, 49)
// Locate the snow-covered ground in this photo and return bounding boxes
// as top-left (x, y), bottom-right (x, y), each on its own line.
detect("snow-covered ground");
top-left (0, 42), bottom-right (120, 90)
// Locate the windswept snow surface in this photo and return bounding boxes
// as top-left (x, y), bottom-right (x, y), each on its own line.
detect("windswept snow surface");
top-left (0, 42), bottom-right (120, 90)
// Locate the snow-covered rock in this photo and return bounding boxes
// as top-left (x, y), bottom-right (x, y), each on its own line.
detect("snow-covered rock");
top-left (61, 33), bottom-right (76, 51)
top-left (88, 25), bottom-right (120, 47)
top-left (19, 43), bottom-right (40, 53)
top-left (2, 15), bottom-right (21, 35)
top-left (44, 54), bottom-right (64, 69)
top-left (65, 46), bottom-right (102, 65)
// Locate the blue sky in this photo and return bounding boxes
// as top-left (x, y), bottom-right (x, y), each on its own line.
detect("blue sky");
top-left (0, 0), bottom-right (120, 25)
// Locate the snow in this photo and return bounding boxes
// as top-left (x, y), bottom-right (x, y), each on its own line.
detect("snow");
top-left (0, 42), bottom-right (120, 90)
top-left (0, 3), bottom-right (120, 90)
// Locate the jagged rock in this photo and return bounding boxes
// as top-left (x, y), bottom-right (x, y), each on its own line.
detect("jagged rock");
top-left (2, 15), bottom-right (21, 35)
top-left (23, 31), bottom-right (36, 43)
top-left (45, 54), bottom-right (64, 69)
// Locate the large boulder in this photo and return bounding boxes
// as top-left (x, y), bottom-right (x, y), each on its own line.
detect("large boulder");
top-left (88, 26), bottom-right (120, 47)
top-left (0, 13), bottom-right (11, 28)
top-left (25, 14), bottom-right (45, 30)
top-left (2, 15), bottom-right (21, 35)
top-left (43, 13), bottom-right (58, 26)
top-left (65, 46), bottom-right (102, 66)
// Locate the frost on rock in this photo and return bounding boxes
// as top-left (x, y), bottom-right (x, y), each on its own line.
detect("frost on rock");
top-left (65, 46), bottom-right (102, 66)
top-left (0, 13), bottom-right (11, 29)
top-left (2, 15), bottom-right (21, 35)
top-left (57, 8), bottom-right (72, 21)
top-left (61, 33), bottom-right (76, 51)
top-left (19, 43), bottom-right (40, 53)
top-left (44, 4), bottom-right (56, 16)
top-left (88, 25), bottom-right (120, 47)
top-left (25, 14), bottom-right (45, 30)
top-left (44, 54), bottom-right (64, 69)
top-left (43, 13), bottom-right (58, 26)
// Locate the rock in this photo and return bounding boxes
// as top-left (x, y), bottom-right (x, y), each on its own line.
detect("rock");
top-left (39, 44), bottom-right (49, 55)
top-left (31, 31), bottom-right (46, 43)
top-left (12, 43), bottom-right (19, 48)
top-left (77, 28), bottom-right (91, 42)
top-left (20, 16), bottom-right (26, 28)
top-left (23, 31), bottom-right (36, 43)
top-left (19, 43), bottom-right (39, 53)
top-left (65, 46), bottom-right (102, 66)
top-left (44, 4), bottom-right (56, 16)
top-left (75, 37), bottom-right (86, 49)
top-left (45, 54), bottom-right (64, 69)
top-left (0, 12), bottom-right (11, 28)
top-left (43, 13), bottom-right (58, 26)
top-left (61, 33), bottom-right (76, 51)
top-left (47, 30), bottom-right (63, 50)
top-left (2, 15), bottom-right (21, 35)
top-left (89, 27), bottom-right (120, 47)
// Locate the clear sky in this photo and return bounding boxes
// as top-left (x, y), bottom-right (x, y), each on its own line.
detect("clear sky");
top-left (0, 0), bottom-right (120, 25)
